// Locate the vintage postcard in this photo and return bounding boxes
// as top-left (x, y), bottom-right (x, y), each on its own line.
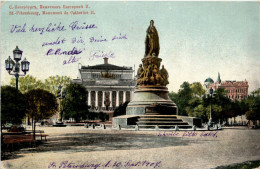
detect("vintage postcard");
top-left (1, 1), bottom-right (259, 169)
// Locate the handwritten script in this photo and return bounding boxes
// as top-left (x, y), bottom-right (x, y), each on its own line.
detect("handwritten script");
top-left (9, 20), bottom-right (128, 65)
top-left (157, 131), bottom-right (218, 138)
top-left (48, 160), bottom-right (162, 169)
top-left (89, 50), bottom-right (115, 61)
top-left (10, 21), bottom-right (97, 35)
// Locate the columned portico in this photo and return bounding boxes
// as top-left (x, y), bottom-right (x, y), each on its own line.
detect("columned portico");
top-left (95, 91), bottom-right (98, 107)
top-left (116, 91), bottom-right (119, 107)
top-left (109, 91), bottom-right (112, 107)
top-left (72, 57), bottom-right (136, 111)
top-left (85, 89), bottom-right (135, 111)
top-left (88, 91), bottom-right (91, 105)
top-left (102, 91), bottom-right (105, 108)
top-left (123, 91), bottom-right (126, 103)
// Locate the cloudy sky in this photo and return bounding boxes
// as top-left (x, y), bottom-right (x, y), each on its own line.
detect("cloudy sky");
top-left (1, 1), bottom-right (259, 93)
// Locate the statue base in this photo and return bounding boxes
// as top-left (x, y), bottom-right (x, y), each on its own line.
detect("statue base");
top-left (126, 86), bottom-right (177, 115)
top-left (112, 82), bottom-right (202, 129)
top-left (52, 121), bottom-right (67, 127)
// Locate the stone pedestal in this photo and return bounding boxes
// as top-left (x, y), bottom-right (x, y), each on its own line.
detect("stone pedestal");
top-left (126, 86), bottom-right (177, 115)
top-left (52, 122), bottom-right (67, 127)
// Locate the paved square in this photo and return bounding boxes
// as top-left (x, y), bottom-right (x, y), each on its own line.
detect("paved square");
top-left (1, 127), bottom-right (260, 169)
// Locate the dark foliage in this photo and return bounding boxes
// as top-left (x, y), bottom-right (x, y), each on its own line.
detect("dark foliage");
top-left (1, 85), bottom-right (26, 125)
top-left (25, 89), bottom-right (58, 121)
top-left (113, 101), bottom-right (129, 117)
top-left (63, 83), bottom-right (89, 122)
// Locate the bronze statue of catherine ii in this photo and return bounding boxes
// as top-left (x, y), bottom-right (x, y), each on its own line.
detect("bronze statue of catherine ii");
top-left (145, 20), bottom-right (160, 57)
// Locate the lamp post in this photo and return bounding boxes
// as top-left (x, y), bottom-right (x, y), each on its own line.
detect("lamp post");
top-left (5, 46), bottom-right (30, 90)
top-left (208, 88), bottom-right (214, 127)
top-left (54, 85), bottom-right (67, 127)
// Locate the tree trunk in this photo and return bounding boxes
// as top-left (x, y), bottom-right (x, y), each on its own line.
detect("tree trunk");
top-left (33, 119), bottom-right (36, 141)
top-left (1, 124), bottom-right (3, 147)
top-left (31, 118), bottom-right (34, 130)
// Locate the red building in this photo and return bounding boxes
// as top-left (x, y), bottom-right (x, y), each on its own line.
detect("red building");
top-left (205, 73), bottom-right (249, 101)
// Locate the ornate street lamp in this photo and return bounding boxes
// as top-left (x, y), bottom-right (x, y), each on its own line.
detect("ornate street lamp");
top-left (13, 46), bottom-right (23, 61)
top-left (5, 56), bottom-right (15, 72)
top-left (208, 88), bottom-right (214, 126)
top-left (5, 46), bottom-right (30, 90)
top-left (21, 58), bottom-right (30, 73)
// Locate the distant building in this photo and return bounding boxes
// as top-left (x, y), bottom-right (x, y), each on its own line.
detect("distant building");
top-left (204, 73), bottom-right (249, 101)
top-left (204, 77), bottom-right (214, 89)
top-left (72, 57), bottom-right (136, 111)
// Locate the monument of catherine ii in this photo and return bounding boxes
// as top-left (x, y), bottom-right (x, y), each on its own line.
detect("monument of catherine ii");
top-left (113, 20), bottom-right (201, 129)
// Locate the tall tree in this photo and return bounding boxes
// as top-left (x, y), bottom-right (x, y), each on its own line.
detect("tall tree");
top-left (25, 89), bottom-right (58, 139)
top-left (1, 86), bottom-right (26, 128)
top-left (43, 75), bottom-right (71, 95)
top-left (172, 82), bottom-right (192, 116)
top-left (10, 75), bottom-right (44, 94)
top-left (190, 82), bottom-right (206, 98)
top-left (206, 104), bottom-right (222, 122)
top-left (203, 88), bottom-right (232, 123)
top-left (251, 88), bottom-right (260, 97)
top-left (63, 83), bottom-right (89, 122)
top-left (246, 110), bottom-right (260, 125)
top-left (244, 90), bottom-right (260, 124)
top-left (190, 104), bottom-right (206, 120)
top-left (170, 82), bottom-right (205, 116)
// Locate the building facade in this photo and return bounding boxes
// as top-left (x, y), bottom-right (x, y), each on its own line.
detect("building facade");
top-left (204, 73), bottom-right (249, 101)
top-left (72, 57), bottom-right (136, 111)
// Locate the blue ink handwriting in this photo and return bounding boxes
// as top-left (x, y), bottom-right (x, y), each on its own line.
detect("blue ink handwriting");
top-left (48, 160), bottom-right (161, 168)
top-left (63, 56), bottom-right (81, 65)
top-left (69, 21), bottom-right (97, 31)
top-left (10, 21), bottom-right (96, 35)
top-left (29, 22), bottom-right (66, 35)
top-left (10, 23), bottom-right (26, 33)
top-left (112, 33), bottom-right (127, 40)
top-left (89, 36), bottom-right (107, 43)
top-left (72, 36), bottom-right (85, 45)
top-left (46, 47), bottom-right (83, 56)
top-left (157, 131), bottom-right (218, 138)
top-left (42, 37), bottom-right (66, 47)
top-left (89, 50), bottom-right (115, 61)
top-left (124, 160), bottom-right (161, 168)
top-left (55, 161), bottom-right (101, 169)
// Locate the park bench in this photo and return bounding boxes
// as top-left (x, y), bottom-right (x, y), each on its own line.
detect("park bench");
top-left (24, 130), bottom-right (49, 141)
top-left (3, 134), bottom-right (35, 144)
top-left (35, 133), bottom-right (49, 141)
top-left (2, 134), bottom-right (35, 152)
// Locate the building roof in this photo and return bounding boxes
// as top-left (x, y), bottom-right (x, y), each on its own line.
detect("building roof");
top-left (81, 57), bottom-right (132, 70)
top-left (81, 63), bottom-right (132, 70)
top-left (204, 77), bottom-right (214, 83)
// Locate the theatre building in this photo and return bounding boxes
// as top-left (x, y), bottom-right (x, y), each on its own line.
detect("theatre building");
top-left (72, 57), bottom-right (136, 111)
